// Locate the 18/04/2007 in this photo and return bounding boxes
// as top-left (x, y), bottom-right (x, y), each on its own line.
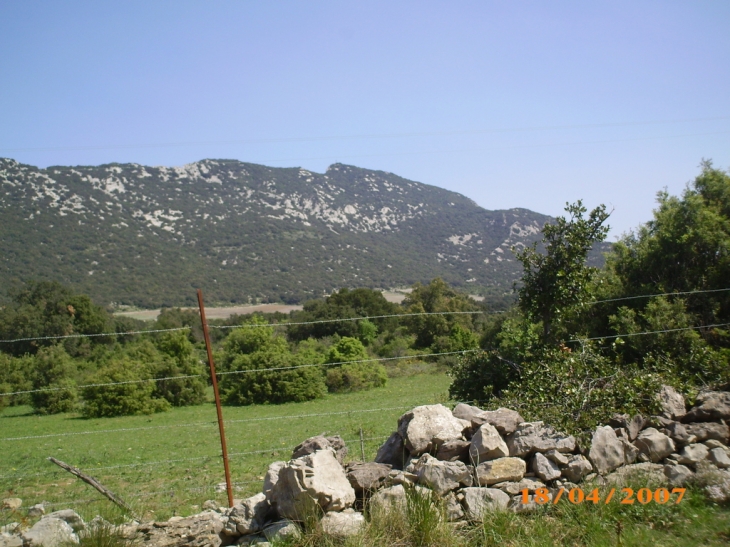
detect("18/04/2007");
top-left (521, 487), bottom-right (687, 505)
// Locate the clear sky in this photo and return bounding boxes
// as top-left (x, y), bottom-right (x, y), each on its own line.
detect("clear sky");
top-left (1, 1), bottom-right (728, 238)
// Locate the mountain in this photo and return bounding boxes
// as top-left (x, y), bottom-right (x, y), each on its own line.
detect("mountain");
top-left (0, 157), bottom-right (559, 308)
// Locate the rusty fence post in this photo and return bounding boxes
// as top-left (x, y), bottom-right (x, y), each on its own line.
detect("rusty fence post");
top-left (197, 289), bottom-right (234, 508)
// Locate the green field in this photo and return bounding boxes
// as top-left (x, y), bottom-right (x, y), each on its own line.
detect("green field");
top-left (1, 374), bottom-right (451, 523)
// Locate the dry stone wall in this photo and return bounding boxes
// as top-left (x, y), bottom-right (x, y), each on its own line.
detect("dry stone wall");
top-left (2, 387), bottom-right (730, 547)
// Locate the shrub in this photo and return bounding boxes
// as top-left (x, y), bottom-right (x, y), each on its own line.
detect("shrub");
top-left (153, 332), bottom-right (207, 406)
top-left (30, 345), bottom-right (78, 414)
top-left (324, 337), bottom-right (387, 393)
top-left (81, 359), bottom-right (170, 418)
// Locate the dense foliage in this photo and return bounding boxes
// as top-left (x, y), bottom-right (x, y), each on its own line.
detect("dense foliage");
top-left (450, 162), bottom-right (730, 437)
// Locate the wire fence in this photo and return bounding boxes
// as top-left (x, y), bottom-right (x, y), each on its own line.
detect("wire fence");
top-left (2, 289), bottom-right (729, 518)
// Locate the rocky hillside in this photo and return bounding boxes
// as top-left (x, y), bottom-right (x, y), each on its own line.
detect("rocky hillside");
top-left (0, 157), bottom-right (558, 308)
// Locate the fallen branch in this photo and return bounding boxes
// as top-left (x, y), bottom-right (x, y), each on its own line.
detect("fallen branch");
top-left (48, 457), bottom-right (139, 520)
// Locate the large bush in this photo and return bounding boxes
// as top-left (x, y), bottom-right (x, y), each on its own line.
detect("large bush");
top-left (153, 332), bottom-right (207, 406)
top-left (324, 337), bottom-right (387, 393)
top-left (30, 345), bottom-right (78, 414)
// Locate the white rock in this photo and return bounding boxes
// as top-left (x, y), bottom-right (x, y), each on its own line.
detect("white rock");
top-left (663, 464), bottom-right (693, 487)
top-left (45, 510), bottom-right (85, 532)
top-left (398, 404), bottom-right (468, 456)
top-left (634, 428), bottom-right (675, 462)
top-left (658, 385), bottom-right (686, 420)
top-left (472, 408), bottom-right (525, 435)
top-left (414, 454), bottom-right (471, 496)
top-left (507, 422), bottom-right (576, 457)
top-left (263, 461), bottom-right (286, 496)
top-left (262, 520), bottom-right (300, 542)
top-left (589, 426), bottom-right (626, 475)
top-left (319, 511), bottom-right (364, 538)
top-left (23, 518), bottom-right (78, 547)
top-left (460, 487), bottom-right (510, 520)
top-left (532, 452), bottom-right (561, 481)
top-left (677, 443), bottom-right (710, 465)
top-left (709, 447), bottom-right (730, 469)
top-left (561, 455), bottom-right (593, 483)
top-left (227, 493), bottom-right (270, 535)
top-left (476, 457), bottom-right (526, 486)
top-left (469, 424), bottom-right (509, 464)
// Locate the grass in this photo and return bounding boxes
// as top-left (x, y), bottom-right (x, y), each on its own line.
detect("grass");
top-left (1, 373), bottom-right (451, 523)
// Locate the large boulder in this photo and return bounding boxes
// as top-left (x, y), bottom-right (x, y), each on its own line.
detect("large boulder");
top-left (664, 464), bottom-right (693, 487)
top-left (270, 449), bottom-right (356, 520)
top-left (605, 463), bottom-right (666, 486)
top-left (452, 403), bottom-right (483, 424)
top-left (709, 447), bottom-right (730, 469)
top-left (263, 461), bottom-right (286, 496)
top-left (413, 454), bottom-right (471, 496)
top-left (45, 510), bottom-right (85, 533)
top-left (608, 414), bottom-right (647, 441)
top-left (345, 462), bottom-right (392, 495)
top-left (665, 422), bottom-right (697, 446)
top-left (136, 512), bottom-right (227, 547)
top-left (561, 455), bottom-right (593, 483)
top-left (375, 432), bottom-right (409, 469)
top-left (506, 422), bottom-right (576, 457)
top-left (683, 391), bottom-right (730, 423)
top-left (658, 386), bottom-right (686, 420)
top-left (397, 405), bottom-right (468, 456)
top-left (226, 493), bottom-right (270, 536)
top-left (460, 487), bottom-right (510, 520)
top-left (589, 426), bottom-right (629, 475)
top-left (677, 443), bottom-right (709, 466)
top-left (634, 428), bottom-right (675, 462)
top-left (469, 424), bottom-right (509, 464)
top-left (436, 439), bottom-right (471, 462)
top-left (476, 457), bottom-right (526, 486)
top-left (471, 408), bottom-right (525, 436)
top-left (369, 484), bottom-right (407, 512)
top-left (23, 518), bottom-right (79, 547)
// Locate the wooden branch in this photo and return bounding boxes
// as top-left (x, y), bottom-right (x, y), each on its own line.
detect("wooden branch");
top-left (48, 457), bottom-right (139, 520)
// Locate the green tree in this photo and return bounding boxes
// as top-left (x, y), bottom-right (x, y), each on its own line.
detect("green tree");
top-left (30, 345), bottom-right (78, 414)
top-left (324, 336), bottom-right (387, 393)
top-left (514, 201), bottom-right (610, 343)
top-left (153, 332), bottom-right (207, 406)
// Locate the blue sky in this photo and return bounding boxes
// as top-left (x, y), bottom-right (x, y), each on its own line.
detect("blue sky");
top-left (1, 1), bottom-right (729, 237)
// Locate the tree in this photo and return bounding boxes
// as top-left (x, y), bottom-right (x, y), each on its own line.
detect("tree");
top-left (514, 201), bottom-right (610, 343)
top-left (324, 337), bottom-right (387, 393)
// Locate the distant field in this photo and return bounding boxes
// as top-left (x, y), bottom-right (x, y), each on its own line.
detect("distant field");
top-left (0, 373), bottom-right (451, 524)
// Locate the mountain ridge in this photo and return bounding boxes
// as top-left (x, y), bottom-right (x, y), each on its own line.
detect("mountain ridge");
top-left (0, 157), bottom-right (562, 308)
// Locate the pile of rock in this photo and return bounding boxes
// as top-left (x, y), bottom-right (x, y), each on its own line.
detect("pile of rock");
top-left (2, 388), bottom-right (729, 547)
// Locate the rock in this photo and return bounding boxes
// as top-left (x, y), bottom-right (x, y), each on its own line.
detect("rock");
top-left (683, 391), bottom-right (730, 423)
top-left (452, 403), bottom-right (483, 423)
top-left (436, 439), bottom-right (471, 461)
top-left (472, 408), bottom-right (525, 436)
top-left (605, 463), bottom-right (666, 486)
top-left (45, 510), bottom-right (85, 533)
top-left (397, 404), bottom-right (468, 457)
top-left (709, 447), bottom-right (730, 469)
top-left (665, 422), bottom-right (697, 446)
top-left (545, 449), bottom-right (570, 467)
top-left (236, 536), bottom-right (269, 547)
top-left (658, 386), bottom-right (686, 420)
top-left (476, 457), bottom-right (526, 486)
top-left (27, 504), bottom-right (45, 518)
top-left (1, 499), bottom-right (21, 511)
top-left (685, 422), bottom-right (729, 443)
top-left (227, 493), bottom-right (270, 536)
top-left (444, 492), bottom-right (465, 521)
top-left (385, 469), bottom-right (418, 486)
top-left (262, 520), bottom-right (300, 542)
top-left (0, 536), bottom-right (23, 547)
top-left (469, 424), bottom-right (509, 464)
top-left (589, 426), bottom-right (627, 475)
top-left (346, 462), bottom-right (391, 495)
top-left (320, 510), bottom-right (364, 538)
top-left (137, 512), bottom-right (226, 547)
top-left (677, 443), bottom-right (710, 466)
top-left (23, 518), bottom-right (78, 547)
top-left (495, 478), bottom-right (546, 496)
top-left (532, 452), bottom-right (561, 481)
top-left (375, 432), bottom-right (409, 470)
top-left (664, 464), bottom-right (694, 487)
top-left (460, 487), bottom-right (510, 520)
top-left (414, 454), bottom-right (471, 496)
top-left (292, 435), bottom-right (348, 464)
top-left (705, 439), bottom-right (728, 450)
top-left (202, 500), bottom-right (220, 512)
top-left (506, 422), bottom-right (576, 457)
top-left (263, 461), bottom-right (286, 496)
top-left (369, 485), bottom-right (407, 511)
top-left (622, 438), bottom-right (640, 465)
top-left (634, 428), bottom-right (675, 462)
top-left (0, 524), bottom-right (20, 535)
top-left (561, 455), bottom-right (593, 483)
top-left (270, 448), bottom-right (355, 520)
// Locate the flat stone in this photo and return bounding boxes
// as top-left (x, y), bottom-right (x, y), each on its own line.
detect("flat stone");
top-left (605, 463), bottom-right (666, 486)
top-left (471, 408), bottom-right (525, 435)
top-left (634, 428), bottom-right (675, 462)
top-left (664, 464), bottom-right (694, 487)
top-left (469, 424), bottom-right (509, 464)
top-left (683, 391), bottom-right (730, 423)
top-left (346, 462), bottom-right (392, 494)
top-left (545, 449), bottom-right (570, 467)
top-left (494, 478), bottom-right (546, 496)
top-left (476, 457), bottom-right (526, 486)
top-left (709, 447), bottom-right (730, 469)
top-left (262, 520), bottom-right (300, 542)
top-left (436, 439), bottom-right (471, 462)
top-left (292, 435), bottom-right (348, 464)
top-left (414, 454), bottom-right (471, 496)
top-left (452, 403), bottom-right (483, 423)
top-left (320, 510), bottom-right (364, 538)
top-left (561, 455), bottom-right (593, 483)
top-left (658, 386), bottom-right (686, 420)
top-left (665, 422), bottom-right (697, 446)
top-left (507, 422), bottom-right (576, 457)
top-left (460, 487), bottom-right (510, 520)
top-left (685, 422), bottom-right (729, 443)
top-left (677, 443), bottom-right (710, 466)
